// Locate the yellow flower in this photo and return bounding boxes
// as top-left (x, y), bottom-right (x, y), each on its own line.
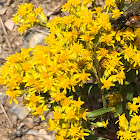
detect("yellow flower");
top-left (123, 30), bottom-right (136, 41)
top-left (95, 120), bottom-right (108, 128)
top-left (73, 97), bottom-right (84, 109)
top-left (96, 48), bottom-right (108, 61)
top-left (17, 3), bottom-right (27, 16)
top-left (5, 90), bottom-right (19, 104)
top-left (68, 0), bottom-right (81, 7)
top-left (130, 115), bottom-right (138, 126)
top-left (47, 119), bottom-right (58, 131)
top-left (58, 129), bottom-right (67, 137)
top-left (25, 94), bottom-right (44, 108)
top-left (32, 103), bottom-right (48, 120)
top-left (93, 7), bottom-right (102, 14)
top-left (61, 97), bottom-right (72, 107)
top-left (116, 30), bottom-right (123, 41)
top-left (51, 91), bottom-right (65, 102)
top-left (104, 0), bottom-right (116, 12)
top-left (79, 8), bottom-right (93, 24)
top-left (122, 44), bottom-right (135, 62)
top-left (25, 3), bottom-right (34, 11)
top-left (78, 69), bottom-right (91, 83)
top-left (99, 33), bottom-right (115, 47)
top-left (116, 70), bottom-right (125, 85)
top-left (65, 107), bottom-right (76, 120)
top-left (116, 129), bottom-right (124, 139)
top-left (105, 0), bottom-right (115, 7)
top-left (96, 13), bottom-right (111, 30)
top-left (100, 77), bottom-right (115, 90)
top-left (82, 0), bottom-right (92, 5)
top-left (18, 24), bottom-right (28, 35)
top-left (67, 123), bottom-right (80, 137)
top-left (116, 114), bottom-right (128, 131)
top-left (61, 2), bottom-right (71, 11)
top-left (26, 13), bottom-right (37, 25)
top-left (121, 131), bottom-right (134, 140)
top-left (35, 7), bottom-right (43, 15)
top-left (53, 106), bottom-right (62, 121)
top-left (136, 132), bottom-right (140, 140)
top-left (88, 23), bottom-right (100, 35)
top-left (112, 8), bottom-right (123, 19)
top-left (132, 96), bottom-right (140, 104)
top-left (134, 28), bottom-right (140, 45)
top-left (79, 108), bottom-right (87, 121)
top-left (128, 102), bottom-right (139, 115)
top-left (12, 14), bottom-right (20, 25)
top-left (132, 51), bottom-right (140, 67)
top-left (129, 125), bottom-right (137, 132)
top-left (80, 33), bottom-right (94, 42)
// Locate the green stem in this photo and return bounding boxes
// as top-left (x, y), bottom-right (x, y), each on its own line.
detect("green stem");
top-left (93, 45), bottom-right (107, 108)
top-left (121, 83), bottom-right (127, 118)
top-left (79, 86), bottom-right (91, 111)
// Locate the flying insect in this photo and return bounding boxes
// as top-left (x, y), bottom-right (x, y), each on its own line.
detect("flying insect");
top-left (111, 1), bottom-right (140, 30)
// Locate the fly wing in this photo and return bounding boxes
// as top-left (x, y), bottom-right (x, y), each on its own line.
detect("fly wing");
top-left (124, 1), bottom-right (140, 16)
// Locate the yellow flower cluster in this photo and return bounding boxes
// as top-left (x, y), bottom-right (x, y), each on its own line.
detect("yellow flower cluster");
top-left (0, 43), bottom-right (92, 118)
top-left (12, 3), bottom-right (47, 34)
top-left (1, 0), bottom-right (140, 139)
top-left (106, 92), bottom-right (121, 107)
top-left (116, 96), bottom-right (140, 140)
top-left (47, 0), bottom-right (128, 91)
top-left (12, 0), bottom-right (140, 92)
top-left (1, 1), bottom-right (96, 139)
top-left (97, 30), bottom-right (138, 91)
top-left (48, 97), bottom-right (89, 140)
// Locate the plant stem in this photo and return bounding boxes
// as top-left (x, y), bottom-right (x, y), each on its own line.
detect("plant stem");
top-left (79, 86), bottom-right (91, 111)
top-left (94, 129), bottom-right (117, 140)
top-left (93, 46), bottom-right (107, 108)
top-left (108, 112), bottom-right (117, 131)
top-left (121, 84), bottom-right (127, 118)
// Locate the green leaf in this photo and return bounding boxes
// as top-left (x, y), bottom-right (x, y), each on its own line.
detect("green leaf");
top-left (97, 137), bottom-right (109, 140)
top-left (84, 135), bottom-right (98, 140)
top-left (84, 135), bottom-right (109, 140)
top-left (87, 117), bottom-right (96, 121)
top-left (87, 107), bottom-right (115, 118)
top-left (84, 129), bottom-right (93, 134)
top-left (83, 83), bottom-right (99, 95)
top-left (88, 85), bottom-right (93, 95)
top-left (126, 92), bottom-right (133, 101)
top-left (126, 69), bottom-right (136, 83)
top-left (125, 84), bottom-right (134, 101)
top-left (114, 104), bottom-right (123, 117)
top-left (124, 81), bottom-right (130, 85)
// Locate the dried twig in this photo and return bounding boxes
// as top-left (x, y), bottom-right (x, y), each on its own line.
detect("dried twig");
top-left (0, 16), bottom-right (13, 52)
top-left (46, 0), bottom-right (67, 17)
top-left (0, 103), bottom-right (13, 128)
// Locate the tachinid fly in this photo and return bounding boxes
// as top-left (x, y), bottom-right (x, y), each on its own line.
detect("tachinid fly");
top-left (111, 1), bottom-right (140, 30)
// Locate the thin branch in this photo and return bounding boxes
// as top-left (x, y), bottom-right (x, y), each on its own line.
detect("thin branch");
top-left (121, 83), bottom-right (127, 118)
top-left (107, 112), bottom-right (117, 131)
top-left (0, 16), bottom-right (13, 52)
top-left (0, 103), bottom-right (13, 128)
top-left (46, 0), bottom-right (67, 17)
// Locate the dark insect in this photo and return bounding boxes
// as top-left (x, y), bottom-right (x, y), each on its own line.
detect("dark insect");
top-left (111, 1), bottom-right (140, 30)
